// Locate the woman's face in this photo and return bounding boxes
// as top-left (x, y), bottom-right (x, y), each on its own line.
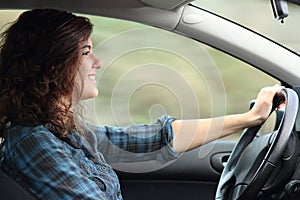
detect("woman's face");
top-left (74, 37), bottom-right (102, 101)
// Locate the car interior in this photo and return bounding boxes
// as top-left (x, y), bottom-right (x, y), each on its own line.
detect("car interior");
top-left (1, 0), bottom-right (300, 199)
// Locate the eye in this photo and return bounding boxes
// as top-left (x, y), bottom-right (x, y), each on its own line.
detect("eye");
top-left (82, 51), bottom-right (90, 56)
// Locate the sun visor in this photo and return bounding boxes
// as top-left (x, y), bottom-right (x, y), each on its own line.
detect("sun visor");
top-left (139, 0), bottom-right (193, 10)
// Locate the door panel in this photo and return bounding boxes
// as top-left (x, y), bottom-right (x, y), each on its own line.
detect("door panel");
top-left (117, 141), bottom-right (236, 200)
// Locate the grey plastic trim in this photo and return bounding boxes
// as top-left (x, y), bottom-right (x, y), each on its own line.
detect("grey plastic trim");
top-left (0, 0), bottom-right (185, 30)
top-left (174, 5), bottom-right (300, 85)
top-left (139, 0), bottom-right (193, 10)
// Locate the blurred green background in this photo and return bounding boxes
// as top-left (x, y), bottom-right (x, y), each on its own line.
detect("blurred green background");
top-left (84, 3), bottom-right (280, 128)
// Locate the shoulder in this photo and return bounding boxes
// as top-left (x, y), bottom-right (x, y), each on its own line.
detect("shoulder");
top-left (6, 124), bottom-right (56, 139)
top-left (4, 125), bottom-right (63, 152)
top-left (2, 125), bottom-right (68, 172)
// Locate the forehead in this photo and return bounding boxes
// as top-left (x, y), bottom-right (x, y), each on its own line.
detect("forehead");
top-left (80, 37), bottom-right (93, 49)
top-left (87, 37), bottom-right (92, 46)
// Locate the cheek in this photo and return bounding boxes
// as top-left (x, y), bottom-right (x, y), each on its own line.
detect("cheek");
top-left (76, 61), bottom-right (89, 83)
top-left (73, 66), bottom-right (86, 96)
top-left (74, 70), bottom-right (84, 87)
top-left (72, 75), bottom-right (82, 102)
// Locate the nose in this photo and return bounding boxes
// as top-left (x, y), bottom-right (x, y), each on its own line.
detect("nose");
top-left (92, 53), bottom-right (102, 69)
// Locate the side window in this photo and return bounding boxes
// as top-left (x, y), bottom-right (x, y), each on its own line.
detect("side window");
top-left (87, 15), bottom-right (279, 142)
top-left (202, 45), bottom-right (279, 140)
top-left (0, 11), bottom-right (279, 141)
top-left (0, 10), bottom-right (23, 27)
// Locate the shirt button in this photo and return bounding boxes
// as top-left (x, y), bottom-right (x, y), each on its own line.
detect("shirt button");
top-left (117, 191), bottom-right (121, 196)
top-left (101, 166), bottom-right (106, 171)
top-left (87, 167), bottom-right (92, 173)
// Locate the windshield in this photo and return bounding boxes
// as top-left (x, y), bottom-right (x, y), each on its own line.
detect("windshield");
top-left (193, 0), bottom-right (300, 54)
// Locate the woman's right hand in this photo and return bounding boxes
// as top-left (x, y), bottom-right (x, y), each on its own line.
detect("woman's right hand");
top-left (247, 84), bottom-right (284, 126)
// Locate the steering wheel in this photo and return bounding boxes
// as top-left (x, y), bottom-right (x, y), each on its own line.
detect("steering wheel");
top-left (215, 88), bottom-right (299, 200)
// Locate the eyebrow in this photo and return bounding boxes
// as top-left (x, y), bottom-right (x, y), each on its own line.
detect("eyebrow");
top-left (81, 45), bottom-right (91, 50)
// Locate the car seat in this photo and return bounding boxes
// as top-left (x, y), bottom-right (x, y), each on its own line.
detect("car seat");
top-left (0, 168), bottom-right (36, 200)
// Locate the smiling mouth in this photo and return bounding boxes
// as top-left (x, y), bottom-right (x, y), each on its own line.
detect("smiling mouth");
top-left (88, 75), bottom-right (96, 82)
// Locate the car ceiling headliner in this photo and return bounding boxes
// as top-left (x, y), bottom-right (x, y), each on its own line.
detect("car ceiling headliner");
top-left (0, 0), bottom-right (194, 11)
top-left (0, 0), bottom-right (194, 30)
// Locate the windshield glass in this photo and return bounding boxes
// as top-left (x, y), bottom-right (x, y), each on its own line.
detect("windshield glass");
top-left (193, 0), bottom-right (300, 54)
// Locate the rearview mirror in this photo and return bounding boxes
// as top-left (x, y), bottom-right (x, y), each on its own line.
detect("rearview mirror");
top-left (271, 0), bottom-right (289, 23)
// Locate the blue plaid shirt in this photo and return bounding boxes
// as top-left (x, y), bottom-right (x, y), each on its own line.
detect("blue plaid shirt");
top-left (1, 115), bottom-right (180, 199)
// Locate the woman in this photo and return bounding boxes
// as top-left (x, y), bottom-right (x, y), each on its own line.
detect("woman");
top-left (0, 9), bottom-right (282, 199)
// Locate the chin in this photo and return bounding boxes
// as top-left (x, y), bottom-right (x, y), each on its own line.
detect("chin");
top-left (93, 88), bottom-right (99, 97)
top-left (79, 90), bottom-right (98, 101)
top-left (88, 89), bottom-right (99, 99)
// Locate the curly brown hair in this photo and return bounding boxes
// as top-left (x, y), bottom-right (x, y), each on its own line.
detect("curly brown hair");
top-left (0, 9), bottom-right (93, 136)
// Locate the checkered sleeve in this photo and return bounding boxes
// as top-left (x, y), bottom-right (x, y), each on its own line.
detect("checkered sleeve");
top-left (93, 115), bottom-right (181, 164)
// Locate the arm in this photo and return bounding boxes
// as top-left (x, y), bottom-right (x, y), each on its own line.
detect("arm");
top-left (92, 116), bottom-right (180, 164)
top-left (172, 85), bottom-right (283, 152)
